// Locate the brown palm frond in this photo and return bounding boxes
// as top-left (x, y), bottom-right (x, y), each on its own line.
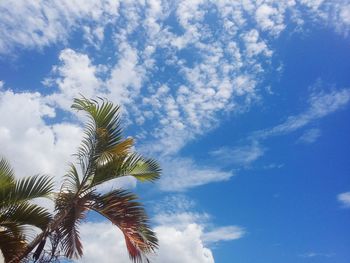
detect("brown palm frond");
top-left (54, 191), bottom-right (90, 259)
top-left (90, 190), bottom-right (158, 263)
top-left (0, 226), bottom-right (26, 262)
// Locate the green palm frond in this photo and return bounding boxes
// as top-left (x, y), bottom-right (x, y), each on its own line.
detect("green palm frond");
top-left (0, 158), bottom-right (54, 262)
top-left (13, 175), bottom-right (53, 201)
top-left (71, 97), bottom-right (161, 188)
top-left (127, 155), bottom-right (161, 182)
top-left (0, 202), bottom-right (51, 230)
top-left (71, 97), bottom-right (123, 162)
top-left (91, 153), bottom-right (160, 188)
top-left (0, 175), bottom-right (53, 209)
top-left (0, 159), bottom-right (54, 214)
top-left (90, 190), bottom-right (158, 262)
top-left (0, 158), bottom-right (15, 187)
top-left (61, 163), bottom-right (81, 193)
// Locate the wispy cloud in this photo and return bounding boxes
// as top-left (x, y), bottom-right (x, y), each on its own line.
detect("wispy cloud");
top-left (210, 141), bottom-right (265, 167)
top-left (299, 251), bottom-right (335, 258)
top-left (210, 88), bottom-right (350, 169)
top-left (2, 0), bottom-right (346, 158)
top-left (153, 194), bottom-right (245, 244)
top-left (297, 128), bottom-right (322, 144)
top-left (158, 157), bottom-right (233, 192)
top-left (337, 191), bottom-right (350, 208)
top-left (253, 88), bottom-right (350, 139)
top-left (0, 0), bottom-right (120, 54)
top-left (202, 226), bottom-right (245, 243)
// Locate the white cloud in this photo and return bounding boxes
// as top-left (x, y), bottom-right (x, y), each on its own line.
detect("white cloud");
top-left (339, 4), bottom-right (350, 25)
top-left (243, 29), bottom-right (272, 58)
top-left (211, 141), bottom-right (265, 167)
top-left (152, 195), bottom-right (210, 229)
top-left (78, 221), bottom-right (215, 263)
top-left (45, 48), bottom-right (104, 110)
top-left (202, 226), bottom-right (245, 243)
top-left (299, 0), bottom-right (325, 10)
top-left (153, 195), bottom-right (245, 244)
top-left (254, 88), bottom-right (350, 139)
top-left (78, 222), bottom-right (131, 263)
top-left (154, 211), bottom-right (210, 230)
top-left (337, 191), bottom-right (350, 208)
top-left (158, 157), bottom-right (233, 191)
top-left (255, 4), bottom-right (285, 36)
top-left (0, 0), bottom-right (120, 54)
top-left (297, 128), bottom-right (321, 144)
top-left (0, 90), bottom-right (82, 180)
top-left (106, 42), bottom-right (145, 106)
top-left (209, 88), bottom-right (350, 171)
top-left (3, 0), bottom-right (346, 160)
top-left (299, 251), bottom-right (334, 258)
top-left (0, 1), bottom-right (349, 195)
top-left (154, 224), bottom-right (214, 263)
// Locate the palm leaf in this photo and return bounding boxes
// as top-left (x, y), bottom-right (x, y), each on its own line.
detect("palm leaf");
top-left (54, 191), bottom-right (90, 259)
top-left (0, 157), bottom-right (15, 187)
top-left (0, 202), bottom-right (51, 230)
top-left (90, 190), bottom-right (158, 262)
top-left (91, 153), bottom-right (161, 188)
top-left (128, 155), bottom-right (161, 182)
top-left (0, 226), bottom-right (26, 263)
top-left (61, 163), bottom-right (82, 193)
top-left (0, 175), bottom-right (53, 209)
top-left (71, 97), bottom-right (123, 165)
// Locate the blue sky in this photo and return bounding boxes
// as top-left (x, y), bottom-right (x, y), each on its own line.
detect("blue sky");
top-left (0, 1), bottom-right (350, 262)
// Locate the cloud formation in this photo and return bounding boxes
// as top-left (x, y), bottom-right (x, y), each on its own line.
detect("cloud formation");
top-left (0, 89), bottom-right (82, 180)
top-left (157, 157), bottom-right (233, 191)
top-left (253, 88), bottom-right (350, 139)
top-left (337, 191), bottom-right (350, 208)
top-left (297, 128), bottom-right (321, 144)
top-left (1, 1), bottom-right (350, 192)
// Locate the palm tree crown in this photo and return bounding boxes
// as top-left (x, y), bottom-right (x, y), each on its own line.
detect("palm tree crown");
top-left (8, 97), bottom-right (161, 263)
top-left (53, 97), bottom-right (161, 262)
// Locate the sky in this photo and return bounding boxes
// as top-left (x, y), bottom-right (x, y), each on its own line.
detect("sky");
top-left (0, 0), bottom-right (350, 262)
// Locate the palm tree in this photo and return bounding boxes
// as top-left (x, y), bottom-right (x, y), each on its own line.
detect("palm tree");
top-left (13, 97), bottom-right (161, 262)
top-left (0, 158), bottom-right (53, 262)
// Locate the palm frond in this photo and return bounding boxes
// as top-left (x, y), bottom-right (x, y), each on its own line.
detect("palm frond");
top-left (90, 190), bottom-right (158, 263)
top-left (55, 191), bottom-right (89, 259)
top-left (71, 97), bottom-right (123, 165)
top-left (128, 155), bottom-right (161, 182)
top-left (0, 227), bottom-right (26, 262)
top-left (91, 153), bottom-right (160, 188)
top-left (0, 202), bottom-right (51, 232)
top-left (0, 175), bottom-right (53, 209)
top-left (61, 163), bottom-right (81, 193)
top-left (0, 157), bottom-right (15, 186)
